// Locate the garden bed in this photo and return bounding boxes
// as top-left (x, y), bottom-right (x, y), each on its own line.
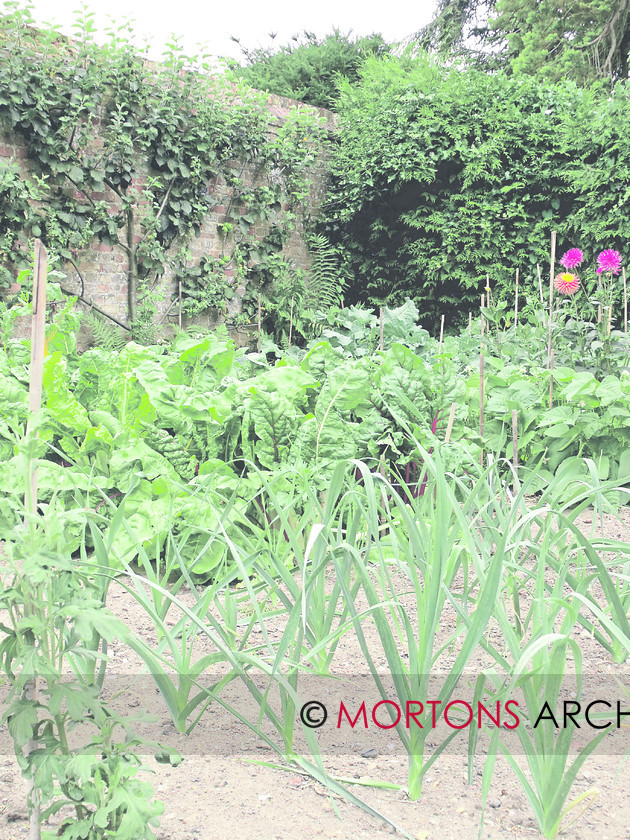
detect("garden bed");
top-left (2, 504), bottom-right (629, 840)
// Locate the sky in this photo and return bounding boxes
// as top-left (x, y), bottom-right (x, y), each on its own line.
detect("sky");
top-left (21, 0), bottom-right (438, 65)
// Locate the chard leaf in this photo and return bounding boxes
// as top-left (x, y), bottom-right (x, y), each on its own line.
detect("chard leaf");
top-left (42, 352), bottom-right (90, 434)
top-left (248, 388), bottom-right (302, 469)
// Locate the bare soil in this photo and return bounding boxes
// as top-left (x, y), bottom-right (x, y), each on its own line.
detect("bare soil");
top-left (2, 506), bottom-right (630, 840)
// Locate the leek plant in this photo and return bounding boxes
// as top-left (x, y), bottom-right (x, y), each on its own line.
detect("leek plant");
top-left (476, 506), bottom-right (610, 839)
top-left (91, 446), bottom-right (630, 837)
top-left (108, 461), bottom-right (412, 835)
top-left (332, 449), bottom-right (516, 800)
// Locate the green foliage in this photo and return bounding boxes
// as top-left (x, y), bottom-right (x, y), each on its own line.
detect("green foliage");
top-left (139, 422), bottom-right (196, 479)
top-left (492, 0), bottom-right (630, 85)
top-left (83, 311), bottom-right (128, 351)
top-left (5, 286), bottom-right (630, 549)
top-left (174, 255), bottom-right (236, 317)
top-left (0, 160), bottom-right (44, 288)
top-left (249, 236), bottom-right (344, 347)
top-left (413, 0), bottom-right (500, 68)
top-left (416, 0), bottom-right (630, 86)
top-left (320, 53), bottom-right (630, 326)
top-left (304, 233), bottom-right (345, 311)
top-left (0, 444), bottom-right (166, 838)
top-left (0, 3), bottom-right (324, 335)
top-left (256, 255), bottom-right (309, 344)
top-left (228, 29), bottom-right (393, 109)
top-left (4, 254), bottom-right (630, 837)
top-left (115, 447), bottom-right (630, 835)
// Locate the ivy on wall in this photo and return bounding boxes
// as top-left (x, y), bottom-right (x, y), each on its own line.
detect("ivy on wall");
top-left (0, 4), bottom-right (325, 335)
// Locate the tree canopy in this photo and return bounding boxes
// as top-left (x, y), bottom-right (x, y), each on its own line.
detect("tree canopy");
top-left (416, 0), bottom-right (630, 86)
top-left (414, 0), bottom-right (500, 68)
top-left (227, 30), bottom-right (392, 109)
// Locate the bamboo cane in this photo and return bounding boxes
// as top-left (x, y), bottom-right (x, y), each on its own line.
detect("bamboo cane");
top-left (468, 311), bottom-right (472, 335)
top-left (25, 239), bottom-right (47, 840)
top-left (26, 240), bottom-right (47, 513)
top-left (438, 313), bottom-right (445, 355)
top-left (514, 267), bottom-right (519, 332)
top-left (607, 303), bottom-right (613, 338)
top-left (480, 293), bottom-right (485, 467)
top-left (257, 292), bottom-right (262, 353)
top-left (548, 232), bottom-right (556, 409)
top-left (178, 280), bottom-right (182, 330)
top-left (379, 306), bottom-right (384, 351)
top-left (444, 402), bottom-right (457, 443)
top-left (624, 267), bottom-right (628, 333)
top-left (512, 409), bottom-right (518, 498)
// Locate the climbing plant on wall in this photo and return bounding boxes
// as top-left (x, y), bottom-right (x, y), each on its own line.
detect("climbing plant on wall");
top-left (0, 3), bottom-right (325, 335)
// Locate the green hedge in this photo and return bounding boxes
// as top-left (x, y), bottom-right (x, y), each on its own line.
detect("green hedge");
top-left (319, 53), bottom-right (630, 328)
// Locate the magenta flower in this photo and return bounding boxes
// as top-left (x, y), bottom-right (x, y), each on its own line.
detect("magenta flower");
top-left (560, 248), bottom-right (583, 270)
top-left (597, 249), bottom-right (622, 274)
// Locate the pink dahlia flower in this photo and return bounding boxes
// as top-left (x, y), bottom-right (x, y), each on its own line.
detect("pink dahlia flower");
top-left (554, 272), bottom-right (580, 295)
top-left (597, 249), bottom-right (622, 274)
top-left (560, 248), bottom-right (583, 270)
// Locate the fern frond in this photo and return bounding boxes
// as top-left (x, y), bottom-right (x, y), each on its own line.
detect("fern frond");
top-left (305, 233), bottom-right (344, 311)
top-left (84, 311), bottom-right (127, 351)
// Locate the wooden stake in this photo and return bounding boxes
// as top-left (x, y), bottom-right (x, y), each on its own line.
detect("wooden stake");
top-left (26, 240), bottom-right (47, 513)
top-left (177, 280), bottom-right (182, 330)
top-left (548, 232), bottom-right (556, 328)
top-left (288, 295), bottom-right (294, 348)
top-left (479, 355), bottom-right (485, 468)
top-left (444, 402), bottom-right (457, 443)
top-left (514, 267), bottom-right (519, 332)
top-left (548, 232), bottom-right (556, 409)
top-left (598, 304), bottom-right (602, 324)
top-left (512, 409), bottom-right (518, 498)
top-left (257, 292), bottom-right (261, 353)
top-left (438, 314), bottom-right (445, 355)
top-left (624, 267), bottom-right (628, 333)
top-left (25, 239), bottom-right (47, 840)
top-left (468, 311), bottom-right (472, 335)
top-left (379, 306), bottom-right (384, 351)
top-left (607, 303), bottom-right (613, 337)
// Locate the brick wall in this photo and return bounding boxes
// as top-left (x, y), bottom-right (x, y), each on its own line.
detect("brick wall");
top-left (0, 86), bottom-right (335, 333)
